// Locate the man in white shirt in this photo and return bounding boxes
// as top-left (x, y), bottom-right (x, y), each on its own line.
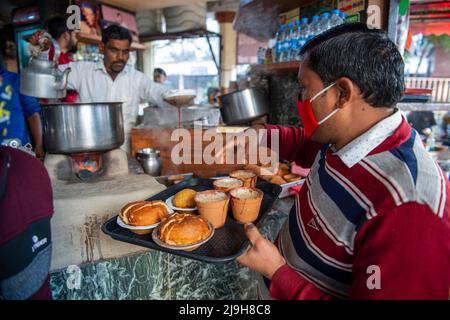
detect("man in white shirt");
top-left (31, 25), bottom-right (171, 153)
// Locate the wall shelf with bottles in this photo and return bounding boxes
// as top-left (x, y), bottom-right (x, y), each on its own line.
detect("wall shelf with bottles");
top-left (250, 61), bottom-right (300, 74)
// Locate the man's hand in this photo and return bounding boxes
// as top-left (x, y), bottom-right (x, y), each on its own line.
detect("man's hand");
top-left (27, 30), bottom-right (51, 52)
top-left (236, 223), bottom-right (286, 280)
top-left (34, 144), bottom-right (45, 160)
top-left (26, 113), bottom-right (44, 160)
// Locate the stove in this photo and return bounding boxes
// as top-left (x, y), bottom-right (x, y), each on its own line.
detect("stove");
top-left (44, 148), bottom-right (166, 271)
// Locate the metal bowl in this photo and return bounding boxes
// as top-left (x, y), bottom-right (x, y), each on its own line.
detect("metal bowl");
top-left (218, 88), bottom-right (269, 125)
top-left (42, 102), bottom-right (124, 154)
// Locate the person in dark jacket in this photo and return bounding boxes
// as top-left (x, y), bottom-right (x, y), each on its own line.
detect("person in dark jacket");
top-left (0, 146), bottom-right (53, 299)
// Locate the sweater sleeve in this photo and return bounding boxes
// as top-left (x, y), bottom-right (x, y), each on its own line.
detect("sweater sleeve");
top-left (350, 202), bottom-right (450, 299)
top-left (264, 124), bottom-right (322, 168)
top-left (269, 265), bottom-right (333, 300)
top-left (269, 201), bottom-right (450, 300)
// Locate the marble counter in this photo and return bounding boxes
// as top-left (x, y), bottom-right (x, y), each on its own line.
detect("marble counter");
top-left (50, 198), bottom-right (294, 300)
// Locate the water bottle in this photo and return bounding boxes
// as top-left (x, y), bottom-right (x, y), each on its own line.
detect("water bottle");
top-left (309, 15), bottom-right (320, 39)
top-left (339, 12), bottom-right (347, 23)
top-left (330, 9), bottom-right (344, 28)
top-left (288, 20), bottom-right (300, 61)
top-left (319, 12), bottom-right (331, 33)
top-left (293, 19), bottom-right (302, 60)
top-left (257, 47), bottom-right (266, 64)
top-left (298, 17), bottom-right (309, 50)
top-left (275, 24), bottom-right (286, 62)
top-left (281, 22), bottom-right (293, 62)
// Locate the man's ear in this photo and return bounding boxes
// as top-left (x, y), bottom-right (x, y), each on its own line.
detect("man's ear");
top-left (335, 77), bottom-right (356, 108)
top-left (99, 42), bottom-right (105, 54)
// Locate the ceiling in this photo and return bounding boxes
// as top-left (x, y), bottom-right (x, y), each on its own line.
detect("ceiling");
top-left (100, 0), bottom-right (209, 11)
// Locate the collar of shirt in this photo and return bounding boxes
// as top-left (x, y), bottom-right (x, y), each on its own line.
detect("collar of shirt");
top-left (330, 108), bottom-right (403, 168)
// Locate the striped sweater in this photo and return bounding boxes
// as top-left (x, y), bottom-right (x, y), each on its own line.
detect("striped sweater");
top-left (261, 116), bottom-right (450, 300)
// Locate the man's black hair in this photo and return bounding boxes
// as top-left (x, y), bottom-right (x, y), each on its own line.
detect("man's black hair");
top-left (0, 31), bottom-right (6, 57)
top-left (46, 16), bottom-right (69, 40)
top-left (102, 25), bottom-right (132, 44)
top-left (3, 24), bottom-right (15, 43)
top-left (154, 68), bottom-right (166, 77)
top-left (299, 23), bottom-right (405, 108)
top-left (0, 24), bottom-right (14, 57)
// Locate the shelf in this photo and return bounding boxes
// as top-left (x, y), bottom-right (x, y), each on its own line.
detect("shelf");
top-left (76, 32), bottom-right (147, 51)
top-left (250, 61), bottom-right (300, 74)
top-left (398, 102), bottom-right (450, 111)
top-left (240, 0), bottom-right (316, 15)
top-left (139, 29), bottom-right (221, 42)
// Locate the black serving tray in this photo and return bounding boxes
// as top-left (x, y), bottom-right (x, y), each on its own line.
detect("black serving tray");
top-left (101, 178), bottom-right (282, 264)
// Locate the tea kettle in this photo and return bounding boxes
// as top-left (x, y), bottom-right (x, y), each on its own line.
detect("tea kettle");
top-left (20, 32), bottom-right (70, 99)
top-left (19, 35), bottom-right (71, 99)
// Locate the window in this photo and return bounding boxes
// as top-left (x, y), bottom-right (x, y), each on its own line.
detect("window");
top-left (145, 35), bottom-right (221, 104)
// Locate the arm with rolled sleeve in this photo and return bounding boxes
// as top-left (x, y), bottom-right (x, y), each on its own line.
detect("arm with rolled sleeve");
top-left (19, 93), bottom-right (40, 119)
top-left (19, 93), bottom-right (42, 152)
top-left (264, 124), bottom-right (322, 169)
top-left (138, 73), bottom-right (172, 108)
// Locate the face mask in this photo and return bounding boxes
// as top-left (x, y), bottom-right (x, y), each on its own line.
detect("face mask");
top-left (297, 82), bottom-right (339, 138)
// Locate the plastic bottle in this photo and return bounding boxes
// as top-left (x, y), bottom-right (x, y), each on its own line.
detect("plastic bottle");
top-left (280, 22), bottom-right (293, 62)
top-left (309, 15), bottom-right (320, 39)
top-left (257, 47), bottom-right (266, 64)
top-left (293, 19), bottom-right (303, 60)
top-left (330, 9), bottom-right (344, 28)
top-left (298, 17), bottom-right (310, 50)
top-left (279, 23), bottom-right (292, 62)
top-left (319, 12), bottom-right (331, 33)
top-left (339, 12), bottom-right (347, 23)
top-left (275, 24), bottom-right (286, 62)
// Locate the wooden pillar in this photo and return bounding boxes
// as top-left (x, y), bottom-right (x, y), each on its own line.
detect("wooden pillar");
top-left (215, 11), bottom-right (237, 92)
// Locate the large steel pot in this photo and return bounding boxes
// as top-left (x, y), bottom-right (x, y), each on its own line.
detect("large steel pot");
top-left (218, 88), bottom-right (269, 125)
top-left (41, 102), bottom-right (124, 154)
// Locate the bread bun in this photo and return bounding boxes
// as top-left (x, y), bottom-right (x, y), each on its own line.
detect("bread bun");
top-left (159, 213), bottom-right (211, 245)
top-left (270, 175), bottom-right (287, 185)
top-left (120, 200), bottom-right (170, 226)
top-left (173, 188), bottom-right (197, 208)
top-left (283, 173), bottom-right (302, 183)
top-left (244, 164), bottom-right (263, 175)
top-left (168, 175), bottom-right (185, 185)
top-left (279, 163), bottom-right (290, 172)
